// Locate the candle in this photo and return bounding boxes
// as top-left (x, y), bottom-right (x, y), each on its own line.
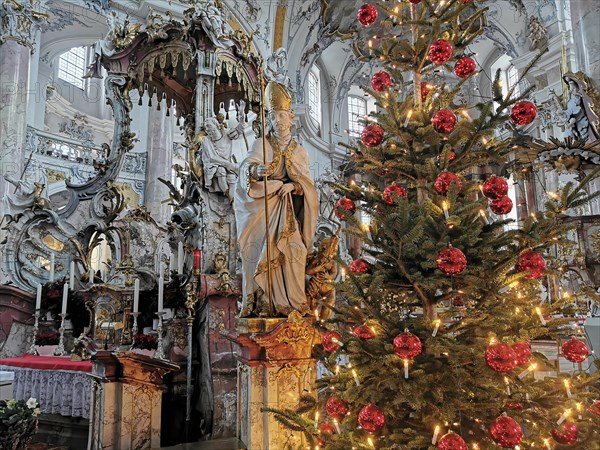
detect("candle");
top-left (351, 369), bottom-right (360, 386)
top-left (563, 379), bottom-right (572, 398)
top-left (332, 418), bottom-right (341, 434)
top-left (133, 278), bottom-right (140, 313)
top-left (432, 425), bottom-right (441, 445)
top-left (158, 264), bottom-right (164, 312)
top-left (442, 201), bottom-right (449, 219)
top-left (518, 363), bottom-right (537, 379)
top-left (193, 248), bottom-right (201, 270)
top-left (69, 261), bottom-right (75, 286)
top-left (61, 283), bottom-right (69, 315)
top-left (504, 376), bottom-right (511, 396)
top-left (576, 402), bottom-right (583, 420)
top-left (36, 283), bottom-right (42, 310)
top-left (403, 359), bottom-right (409, 379)
top-left (341, 268), bottom-right (346, 282)
top-left (177, 242), bottom-right (184, 274)
top-left (404, 109), bottom-right (413, 127)
top-left (432, 319), bottom-right (441, 337)
top-left (89, 266), bottom-right (94, 285)
top-left (535, 307), bottom-right (547, 325)
top-left (49, 253), bottom-right (55, 281)
top-left (314, 411), bottom-right (319, 427)
top-left (556, 409), bottom-right (571, 425)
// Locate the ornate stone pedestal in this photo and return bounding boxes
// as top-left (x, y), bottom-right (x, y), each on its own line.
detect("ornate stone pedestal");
top-left (88, 351), bottom-right (178, 450)
top-left (227, 312), bottom-right (319, 450)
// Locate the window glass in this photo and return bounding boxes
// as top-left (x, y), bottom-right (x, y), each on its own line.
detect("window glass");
top-left (348, 96), bottom-right (367, 137)
top-left (58, 47), bottom-right (87, 89)
top-left (308, 68), bottom-right (321, 124)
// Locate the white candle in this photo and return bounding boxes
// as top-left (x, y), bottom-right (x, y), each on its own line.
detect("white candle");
top-left (133, 278), bottom-right (140, 313)
top-left (69, 261), bottom-right (75, 287)
top-left (556, 409), bottom-right (571, 425)
top-left (89, 266), bottom-right (94, 285)
top-left (518, 363), bottom-right (537, 379)
top-left (332, 418), bottom-right (341, 434)
top-left (158, 281), bottom-right (164, 312)
top-left (340, 268), bottom-right (346, 282)
top-left (314, 411), bottom-right (319, 427)
top-left (432, 425), bottom-right (441, 445)
top-left (535, 307), bottom-right (547, 326)
top-left (404, 359), bottom-right (409, 379)
top-left (351, 369), bottom-right (360, 386)
top-left (563, 379), bottom-right (572, 398)
top-left (432, 319), bottom-right (441, 337)
top-left (49, 253), bottom-right (55, 281)
top-left (504, 377), bottom-right (511, 396)
top-left (177, 242), bottom-right (184, 274)
top-left (36, 284), bottom-right (42, 310)
top-left (61, 283), bottom-right (69, 315)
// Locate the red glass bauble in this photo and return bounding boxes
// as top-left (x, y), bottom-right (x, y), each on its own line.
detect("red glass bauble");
top-left (438, 432), bottom-right (467, 450)
top-left (504, 402), bottom-right (525, 410)
top-left (517, 250), bottom-right (546, 279)
top-left (421, 81), bottom-right (432, 102)
top-left (322, 331), bottom-right (343, 352)
top-left (510, 101), bottom-right (537, 126)
top-left (511, 341), bottom-right (532, 366)
top-left (371, 71), bottom-right (392, 92)
top-left (358, 4), bottom-right (378, 26)
top-left (454, 57), bottom-right (476, 78)
top-left (335, 197), bottom-right (356, 220)
top-left (393, 331), bottom-right (422, 360)
top-left (561, 337), bottom-right (589, 363)
top-left (434, 171), bottom-right (462, 195)
top-left (589, 400), bottom-right (600, 416)
top-left (352, 324), bottom-right (376, 340)
top-left (490, 196), bottom-right (513, 215)
top-left (437, 247), bottom-right (467, 275)
top-left (319, 422), bottom-right (335, 435)
top-left (350, 259), bottom-right (370, 274)
top-left (362, 123), bottom-right (384, 147)
top-left (486, 343), bottom-right (518, 373)
top-left (408, 0), bottom-right (422, 3)
top-left (482, 176), bottom-right (509, 200)
top-left (551, 422), bottom-right (578, 445)
top-left (432, 109), bottom-right (457, 134)
top-left (358, 403), bottom-right (385, 433)
top-left (489, 416), bottom-right (523, 448)
top-left (326, 396), bottom-right (349, 419)
top-left (383, 184), bottom-right (407, 204)
top-left (428, 39), bottom-right (453, 65)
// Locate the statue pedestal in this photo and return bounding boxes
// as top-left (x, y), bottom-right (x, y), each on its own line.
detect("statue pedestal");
top-left (88, 351), bottom-right (179, 450)
top-left (226, 311), bottom-right (319, 450)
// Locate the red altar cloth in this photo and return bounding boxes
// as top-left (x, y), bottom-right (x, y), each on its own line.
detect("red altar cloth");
top-left (0, 354), bottom-right (92, 372)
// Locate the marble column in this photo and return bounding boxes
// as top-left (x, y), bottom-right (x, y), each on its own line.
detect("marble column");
top-left (144, 96), bottom-right (173, 224)
top-left (570, 0), bottom-right (600, 84)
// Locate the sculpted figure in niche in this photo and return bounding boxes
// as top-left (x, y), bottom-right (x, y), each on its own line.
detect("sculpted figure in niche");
top-left (563, 72), bottom-right (600, 143)
top-left (193, 0), bottom-right (234, 48)
top-left (199, 100), bottom-right (245, 200)
top-left (235, 81), bottom-right (318, 317)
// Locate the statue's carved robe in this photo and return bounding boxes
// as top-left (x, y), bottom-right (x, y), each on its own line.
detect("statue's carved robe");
top-left (235, 136), bottom-right (318, 316)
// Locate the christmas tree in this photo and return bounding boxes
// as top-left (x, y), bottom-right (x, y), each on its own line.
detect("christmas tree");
top-left (268, 0), bottom-right (600, 449)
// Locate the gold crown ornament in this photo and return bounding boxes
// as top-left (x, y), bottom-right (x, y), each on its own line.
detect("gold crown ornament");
top-left (264, 81), bottom-right (292, 111)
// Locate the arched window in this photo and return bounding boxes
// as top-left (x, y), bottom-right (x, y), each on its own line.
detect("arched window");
top-left (347, 95), bottom-right (367, 137)
top-left (58, 47), bottom-right (87, 89)
top-left (308, 66), bottom-right (321, 124)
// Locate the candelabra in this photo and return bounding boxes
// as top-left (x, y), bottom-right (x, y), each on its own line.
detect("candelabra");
top-left (54, 313), bottom-right (67, 356)
top-left (27, 310), bottom-right (41, 355)
top-left (154, 311), bottom-right (166, 359)
top-left (185, 268), bottom-right (201, 424)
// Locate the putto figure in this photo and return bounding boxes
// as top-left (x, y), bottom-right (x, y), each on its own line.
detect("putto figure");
top-left (235, 81), bottom-right (318, 317)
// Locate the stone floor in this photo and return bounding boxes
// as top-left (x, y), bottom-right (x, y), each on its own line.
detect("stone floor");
top-left (162, 438), bottom-right (246, 449)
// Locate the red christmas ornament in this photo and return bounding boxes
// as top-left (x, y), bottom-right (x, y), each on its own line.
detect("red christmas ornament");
top-left (517, 250), bottom-right (546, 279)
top-left (511, 341), bottom-right (532, 366)
top-left (454, 57), bottom-right (476, 78)
top-left (510, 101), bottom-right (537, 126)
top-left (486, 343), bottom-right (518, 373)
top-left (393, 331), bottom-right (422, 360)
top-left (326, 397), bottom-right (349, 420)
top-left (437, 247), bottom-right (467, 275)
top-left (335, 197), bottom-right (356, 220)
top-left (358, 403), bottom-right (385, 433)
top-left (551, 422), bottom-right (578, 445)
top-left (589, 400), bottom-right (600, 416)
top-left (489, 415), bottom-right (523, 448)
top-left (482, 176), bottom-right (509, 200)
top-left (432, 109), bottom-right (457, 134)
top-left (319, 423), bottom-right (335, 435)
top-left (408, 0), bottom-right (422, 3)
top-left (362, 123), bottom-right (384, 147)
top-left (434, 171), bottom-right (462, 195)
top-left (352, 324), bottom-right (376, 340)
top-left (357, 4), bottom-right (378, 26)
top-left (438, 432), bottom-right (467, 450)
top-left (322, 331), bottom-right (343, 352)
top-left (350, 259), bottom-right (370, 274)
top-left (490, 196), bottom-right (513, 215)
top-left (504, 402), bottom-right (525, 410)
top-left (383, 184), bottom-right (407, 204)
top-left (421, 81), bottom-right (432, 102)
top-left (428, 39), bottom-right (453, 65)
top-left (371, 71), bottom-right (392, 92)
top-left (452, 297), bottom-right (464, 307)
top-left (561, 337), bottom-right (589, 363)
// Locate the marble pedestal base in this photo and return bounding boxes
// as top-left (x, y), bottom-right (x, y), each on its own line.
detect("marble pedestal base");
top-left (226, 311), bottom-right (319, 450)
top-left (88, 351), bottom-right (178, 450)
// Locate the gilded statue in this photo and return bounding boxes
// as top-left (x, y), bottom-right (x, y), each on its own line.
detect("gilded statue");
top-left (305, 234), bottom-right (339, 321)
